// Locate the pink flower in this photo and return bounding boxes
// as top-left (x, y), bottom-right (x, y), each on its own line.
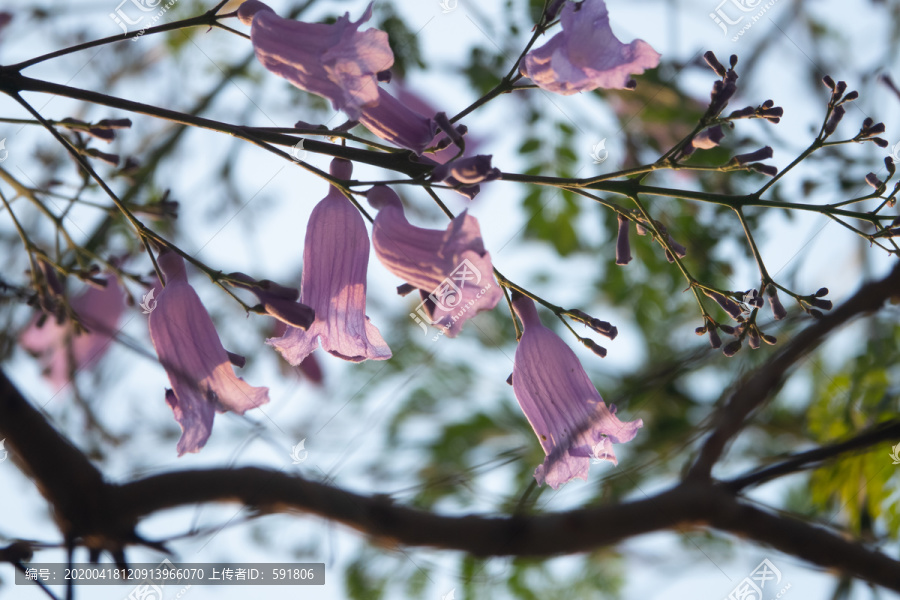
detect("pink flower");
top-left (20, 273), bottom-right (126, 391)
top-left (269, 159), bottom-right (391, 364)
top-left (511, 294), bottom-right (642, 489)
top-left (521, 0), bottom-right (660, 95)
top-left (149, 251), bottom-right (269, 455)
top-left (368, 185), bottom-right (503, 337)
top-left (238, 0), bottom-right (393, 119)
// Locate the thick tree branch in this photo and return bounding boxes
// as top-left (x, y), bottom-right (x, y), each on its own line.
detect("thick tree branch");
top-left (688, 261), bottom-right (900, 480)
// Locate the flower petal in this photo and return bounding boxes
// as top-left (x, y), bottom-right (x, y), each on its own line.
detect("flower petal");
top-left (511, 295), bottom-right (642, 489)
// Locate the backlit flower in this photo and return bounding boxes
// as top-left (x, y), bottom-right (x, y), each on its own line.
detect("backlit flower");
top-left (511, 294), bottom-right (642, 489)
top-left (149, 250), bottom-right (269, 455)
top-left (269, 159), bottom-right (391, 364)
top-left (520, 0), bottom-right (660, 95)
top-left (368, 185), bottom-right (502, 337)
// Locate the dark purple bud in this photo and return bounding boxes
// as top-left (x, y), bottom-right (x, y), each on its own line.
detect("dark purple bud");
top-left (866, 173), bottom-right (883, 189)
top-left (432, 155), bottom-right (500, 186)
top-left (703, 51), bottom-right (727, 78)
top-left (814, 287), bottom-right (829, 297)
top-left (810, 298), bottom-right (833, 310)
top-left (749, 164), bottom-right (778, 177)
top-left (808, 308), bottom-right (824, 319)
top-left (886, 157), bottom-right (897, 176)
top-left (766, 287), bottom-right (787, 320)
top-left (708, 327), bottom-right (722, 349)
top-left (723, 340), bottom-right (742, 357)
top-left (863, 122), bottom-right (886, 136)
top-left (590, 319), bottom-right (617, 340)
top-left (434, 136), bottom-right (454, 151)
top-left (733, 146), bottom-right (774, 165)
top-left (615, 214), bottom-right (632, 265)
top-left (719, 324), bottom-right (736, 335)
top-left (85, 148), bottom-right (120, 166)
top-left (834, 81), bottom-right (847, 99)
top-left (377, 70), bottom-right (392, 83)
top-left (822, 75), bottom-right (835, 90)
top-left (397, 283), bottom-right (417, 296)
top-left (729, 55), bottom-right (738, 68)
top-left (823, 105), bottom-right (845, 137)
top-left (37, 259), bottom-right (64, 297)
top-left (96, 118), bottom-right (132, 130)
top-left (434, 112), bottom-right (465, 150)
top-left (229, 272), bottom-right (314, 329)
top-left (695, 325), bottom-right (707, 335)
top-left (871, 137), bottom-right (889, 148)
top-left (691, 125), bottom-right (725, 149)
top-left (841, 91), bottom-right (859, 103)
top-left (748, 329), bottom-right (760, 349)
top-left (710, 80), bottom-right (737, 114)
top-left (862, 117), bottom-right (874, 129)
top-left (582, 338), bottom-right (607, 358)
top-left (667, 235), bottom-right (687, 258)
top-left (226, 351), bottom-right (246, 368)
top-left (759, 106), bottom-right (783, 119)
top-left (762, 333), bottom-right (777, 345)
top-left (727, 106), bottom-right (755, 119)
top-left (704, 289), bottom-right (744, 321)
top-left (506, 373), bottom-right (513, 386)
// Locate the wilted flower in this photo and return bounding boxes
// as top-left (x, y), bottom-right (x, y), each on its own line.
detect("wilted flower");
top-left (149, 250), bottom-right (269, 455)
top-left (20, 273), bottom-right (126, 391)
top-left (238, 0), bottom-right (392, 119)
top-left (270, 159), bottom-right (391, 364)
top-left (368, 185), bottom-right (503, 337)
top-left (511, 294), bottom-right (642, 489)
top-left (520, 0), bottom-right (660, 95)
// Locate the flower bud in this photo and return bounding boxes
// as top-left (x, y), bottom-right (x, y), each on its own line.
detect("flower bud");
top-left (723, 340), bottom-right (742, 357)
top-left (810, 298), bottom-right (833, 310)
top-left (814, 287), bottom-right (829, 297)
top-left (703, 51), bottom-right (727, 78)
top-left (616, 214), bottom-right (632, 265)
top-left (708, 327), bottom-right (722, 348)
top-left (762, 333), bottom-right (777, 345)
top-left (748, 329), bottom-right (760, 349)
top-left (733, 146), bottom-right (774, 165)
top-left (582, 338), bottom-right (607, 358)
top-left (823, 105), bottom-right (845, 137)
top-left (704, 289), bottom-right (744, 321)
top-left (766, 286), bottom-right (787, 320)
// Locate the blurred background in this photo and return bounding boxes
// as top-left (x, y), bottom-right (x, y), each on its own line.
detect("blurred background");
top-left (1, 0), bottom-right (900, 598)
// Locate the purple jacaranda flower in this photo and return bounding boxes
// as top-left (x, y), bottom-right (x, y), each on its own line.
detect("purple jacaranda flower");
top-left (269, 159), bottom-right (391, 364)
top-left (358, 88), bottom-right (439, 155)
top-left (227, 272), bottom-right (314, 329)
top-left (149, 250), bottom-right (269, 455)
top-left (511, 294), bottom-right (642, 489)
top-left (520, 0), bottom-right (660, 95)
top-left (237, 0), bottom-right (392, 120)
top-left (20, 273), bottom-right (126, 391)
top-left (368, 185), bottom-right (503, 337)
top-left (431, 155), bottom-right (501, 200)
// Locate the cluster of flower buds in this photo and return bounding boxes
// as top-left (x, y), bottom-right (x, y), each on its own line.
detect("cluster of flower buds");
top-left (800, 287), bottom-right (832, 319)
top-left (566, 308), bottom-right (617, 359)
top-left (728, 145), bottom-right (777, 176)
top-left (702, 51), bottom-right (739, 117)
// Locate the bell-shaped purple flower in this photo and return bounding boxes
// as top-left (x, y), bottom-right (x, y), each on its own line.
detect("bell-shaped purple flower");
top-left (511, 294), bottom-right (642, 489)
top-left (269, 159), bottom-right (391, 364)
top-left (20, 273), bottom-right (126, 391)
top-left (368, 185), bottom-right (503, 337)
top-left (520, 0), bottom-right (660, 95)
top-left (238, 0), bottom-right (393, 120)
top-left (358, 88), bottom-right (439, 155)
top-left (149, 251), bottom-right (269, 456)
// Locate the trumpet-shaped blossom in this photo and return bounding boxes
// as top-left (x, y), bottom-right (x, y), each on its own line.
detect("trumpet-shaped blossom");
top-left (149, 251), bottom-right (269, 455)
top-left (520, 0), bottom-right (660, 95)
top-left (237, 0), bottom-right (393, 119)
top-left (20, 273), bottom-right (126, 391)
top-left (358, 88), bottom-right (439, 155)
top-left (269, 159), bottom-right (391, 364)
top-left (368, 185), bottom-right (503, 337)
top-left (511, 294), bottom-right (642, 489)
